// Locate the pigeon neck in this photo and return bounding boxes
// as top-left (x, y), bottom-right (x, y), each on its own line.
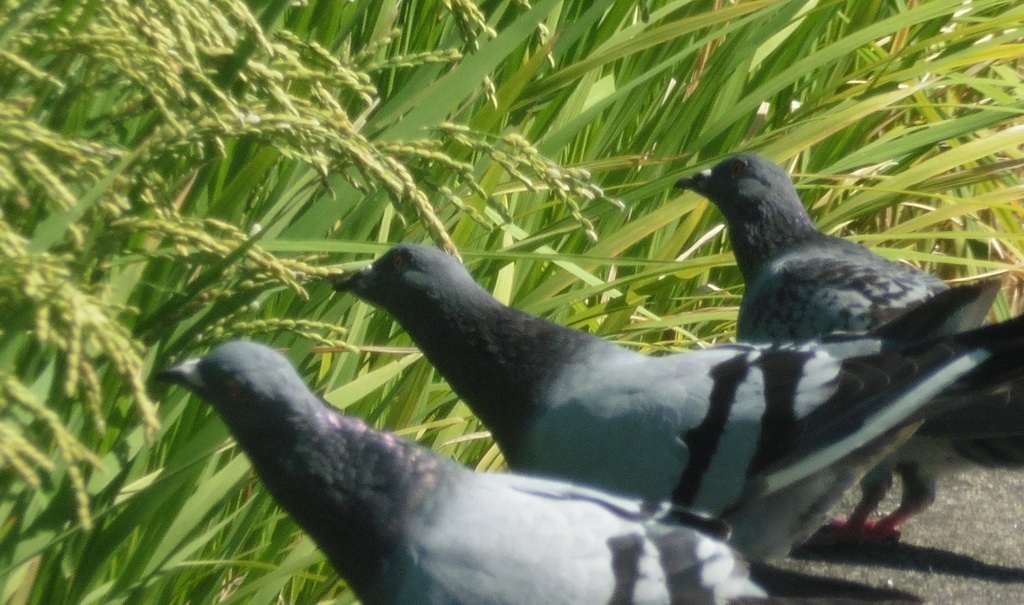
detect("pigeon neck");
top-left (726, 200), bottom-right (820, 281)
top-left (392, 287), bottom-right (599, 466)
top-left (234, 408), bottom-right (445, 596)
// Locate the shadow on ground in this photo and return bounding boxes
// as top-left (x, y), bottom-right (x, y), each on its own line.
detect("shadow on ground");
top-left (793, 542), bottom-right (1024, 583)
top-left (774, 467), bottom-right (1024, 603)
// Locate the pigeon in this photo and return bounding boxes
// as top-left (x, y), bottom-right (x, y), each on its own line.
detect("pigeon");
top-left (677, 152), bottom-right (1024, 543)
top-left (675, 153), bottom-right (948, 341)
top-left (156, 340), bottom-right (922, 605)
top-left (330, 242), bottom-right (1024, 559)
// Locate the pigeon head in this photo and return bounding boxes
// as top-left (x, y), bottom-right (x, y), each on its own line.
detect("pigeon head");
top-left (675, 153), bottom-right (820, 277)
top-left (676, 153), bottom-right (809, 222)
top-left (331, 243), bottom-right (483, 312)
top-left (156, 340), bottom-right (317, 431)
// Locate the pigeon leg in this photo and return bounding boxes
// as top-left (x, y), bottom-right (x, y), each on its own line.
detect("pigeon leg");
top-left (803, 464), bottom-right (894, 546)
top-left (868, 463), bottom-right (936, 538)
top-left (809, 463), bottom-right (935, 546)
top-left (846, 466), bottom-right (893, 531)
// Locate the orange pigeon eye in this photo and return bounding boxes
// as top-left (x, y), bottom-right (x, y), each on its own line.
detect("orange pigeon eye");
top-left (729, 158), bottom-right (748, 179)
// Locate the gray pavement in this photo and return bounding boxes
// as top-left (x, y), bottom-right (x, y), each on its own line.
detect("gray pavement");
top-left (778, 468), bottom-right (1024, 603)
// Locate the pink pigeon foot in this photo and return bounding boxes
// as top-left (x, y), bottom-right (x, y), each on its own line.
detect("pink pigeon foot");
top-left (804, 518), bottom-right (902, 546)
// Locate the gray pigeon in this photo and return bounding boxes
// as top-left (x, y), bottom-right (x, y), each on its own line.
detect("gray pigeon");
top-left (330, 243), bottom-right (1024, 558)
top-left (157, 341), bottom-right (921, 605)
top-left (675, 153), bottom-right (948, 341)
top-left (677, 152), bottom-right (1024, 543)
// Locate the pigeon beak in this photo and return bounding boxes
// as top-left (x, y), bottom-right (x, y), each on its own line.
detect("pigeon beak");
top-left (154, 358), bottom-right (204, 389)
top-left (675, 168), bottom-right (712, 193)
top-left (328, 266), bottom-right (371, 293)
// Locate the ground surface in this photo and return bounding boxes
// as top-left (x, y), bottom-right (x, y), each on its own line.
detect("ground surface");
top-left (778, 468), bottom-right (1024, 603)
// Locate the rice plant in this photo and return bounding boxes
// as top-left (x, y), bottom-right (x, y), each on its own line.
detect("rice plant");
top-left (1, 0), bottom-right (1022, 602)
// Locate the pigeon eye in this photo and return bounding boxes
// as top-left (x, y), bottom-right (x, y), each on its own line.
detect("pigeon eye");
top-left (222, 377), bottom-right (245, 402)
top-left (391, 249), bottom-right (412, 270)
top-left (729, 158), bottom-right (748, 179)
